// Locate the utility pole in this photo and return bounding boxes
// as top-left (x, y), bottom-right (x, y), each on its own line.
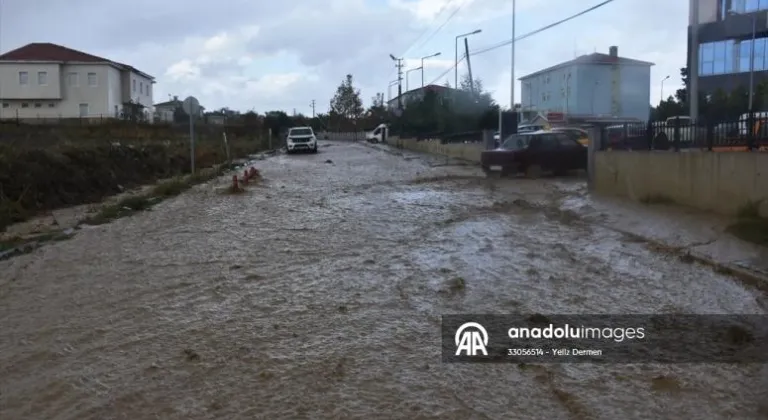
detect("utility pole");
top-left (389, 54), bottom-right (404, 109)
top-left (464, 38), bottom-right (475, 95)
top-left (394, 57), bottom-right (404, 109)
top-left (310, 99), bottom-right (316, 118)
top-left (511, 0), bottom-right (516, 112)
top-left (689, 0), bottom-right (699, 120)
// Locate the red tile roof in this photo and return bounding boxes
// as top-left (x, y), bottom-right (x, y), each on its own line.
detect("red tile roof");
top-left (0, 42), bottom-right (154, 80)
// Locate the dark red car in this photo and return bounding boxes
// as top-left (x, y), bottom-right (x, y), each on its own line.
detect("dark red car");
top-left (480, 130), bottom-right (587, 177)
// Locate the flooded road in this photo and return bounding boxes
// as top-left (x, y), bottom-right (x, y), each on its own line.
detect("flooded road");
top-left (1, 140), bottom-right (766, 419)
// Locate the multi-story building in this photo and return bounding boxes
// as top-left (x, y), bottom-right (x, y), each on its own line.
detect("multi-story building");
top-left (518, 46), bottom-right (654, 121)
top-left (0, 43), bottom-right (154, 121)
top-left (690, 0), bottom-right (768, 94)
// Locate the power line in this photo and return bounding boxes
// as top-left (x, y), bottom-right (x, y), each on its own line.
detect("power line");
top-left (399, 0), bottom-right (456, 59)
top-left (412, 1), bottom-right (466, 53)
top-left (428, 0), bottom-right (618, 86)
top-left (388, 0), bottom-right (462, 80)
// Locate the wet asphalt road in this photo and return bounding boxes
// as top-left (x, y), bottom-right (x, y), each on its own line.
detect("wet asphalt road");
top-left (0, 140), bottom-right (766, 419)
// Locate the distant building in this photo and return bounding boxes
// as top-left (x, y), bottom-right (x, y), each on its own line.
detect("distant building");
top-left (518, 46), bottom-right (654, 121)
top-left (688, 0), bottom-right (768, 95)
top-left (386, 84), bottom-right (489, 115)
top-left (0, 42), bottom-right (154, 121)
top-left (387, 84), bottom-right (452, 109)
top-left (154, 95), bottom-right (205, 122)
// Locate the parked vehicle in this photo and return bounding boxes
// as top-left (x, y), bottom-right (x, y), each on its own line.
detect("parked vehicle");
top-left (652, 116), bottom-right (706, 145)
top-left (551, 127), bottom-right (589, 146)
top-left (604, 123), bottom-right (649, 149)
top-left (366, 123), bottom-right (388, 143)
top-left (286, 126), bottom-right (318, 154)
top-left (480, 130), bottom-right (587, 178)
top-left (518, 123), bottom-right (548, 133)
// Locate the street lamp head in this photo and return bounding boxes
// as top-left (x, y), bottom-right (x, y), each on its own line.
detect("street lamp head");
top-left (433, 52), bottom-right (441, 57)
top-left (472, 29), bottom-right (482, 34)
top-left (389, 54), bottom-right (397, 61)
top-left (663, 75), bottom-right (670, 80)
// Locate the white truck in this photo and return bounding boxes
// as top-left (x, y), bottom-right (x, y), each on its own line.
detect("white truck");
top-left (366, 123), bottom-right (389, 144)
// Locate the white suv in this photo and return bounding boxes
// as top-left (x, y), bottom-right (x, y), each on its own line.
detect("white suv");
top-left (286, 126), bottom-right (318, 154)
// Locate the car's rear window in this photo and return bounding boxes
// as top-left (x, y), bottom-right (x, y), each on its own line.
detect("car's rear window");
top-left (290, 128), bottom-right (313, 136)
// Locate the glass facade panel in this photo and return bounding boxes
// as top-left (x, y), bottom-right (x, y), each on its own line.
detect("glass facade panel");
top-left (698, 38), bottom-right (768, 75)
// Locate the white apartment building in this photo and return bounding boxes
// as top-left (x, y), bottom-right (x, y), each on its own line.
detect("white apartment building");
top-left (0, 43), bottom-right (154, 120)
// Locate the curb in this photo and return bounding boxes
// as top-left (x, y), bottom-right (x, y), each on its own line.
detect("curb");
top-left (611, 228), bottom-right (768, 294)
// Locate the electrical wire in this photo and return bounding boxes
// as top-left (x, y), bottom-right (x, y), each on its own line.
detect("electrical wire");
top-left (388, 0), bottom-right (464, 80)
top-left (399, 0), bottom-right (456, 59)
top-left (427, 0), bottom-right (618, 86)
top-left (411, 1), bottom-right (466, 54)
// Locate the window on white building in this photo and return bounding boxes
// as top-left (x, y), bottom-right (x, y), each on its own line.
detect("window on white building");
top-left (19, 72), bottom-right (28, 85)
top-left (146, 84), bottom-right (151, 97)
top-left (38, 72), bottom-right (47, 85)
top-left (21, 103), bottom-right (29, 108)
top-left (88, 73), bottom-right (97, 87)
top-left (79, 103), bottom-right (89, 117)
top-left (2, 103), bottom-right (9, 108)
top-left (48, 103), bottom-right (55, 108)
top-left (140, 82), bottom-right (143, 94)
top-left (132, 79), bottom-right (136, 92)
top-left (34, 103), bottom-right (42, 108)
top-left (68, 73), bottom-right (79, 86)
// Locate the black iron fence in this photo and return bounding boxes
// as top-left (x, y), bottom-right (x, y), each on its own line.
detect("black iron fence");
top-left (602, 115), bottom-right (768, 152)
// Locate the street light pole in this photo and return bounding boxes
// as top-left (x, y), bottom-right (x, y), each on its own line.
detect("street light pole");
top-left (511, 0), bottom-right (516, 112)
top-left (387, 80), bottom-right (398, 103)
top-left (660, 75), bottom-right (670, 102)
top-left (455, 30), bottom-right (481, 88)
top-left (749, 14), bottom-right (756, 112)
top-left (420, 52), bottom-right (441, 87)
top-left (406, 67), bottom-right (422, 91)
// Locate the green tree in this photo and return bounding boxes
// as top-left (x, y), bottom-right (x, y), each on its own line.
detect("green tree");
top-left (366, 92), bottom-right (388, 122)
top-left (330, 74), bottom-right (364, 121)
top-left (675, 66), bottom-right (688, 106)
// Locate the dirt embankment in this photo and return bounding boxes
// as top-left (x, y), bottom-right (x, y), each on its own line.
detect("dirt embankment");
top-left (0, 138), bottom-right (267, 231)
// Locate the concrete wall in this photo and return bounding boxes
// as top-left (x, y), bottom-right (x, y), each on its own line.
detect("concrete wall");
top-left (594, 151), bottom-right (768, 216)
top-left (390, 137), bottom-right (483, 162)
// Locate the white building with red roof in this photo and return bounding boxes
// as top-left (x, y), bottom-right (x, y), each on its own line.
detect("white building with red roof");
top-left (0, 43), bottom-right (155, 121)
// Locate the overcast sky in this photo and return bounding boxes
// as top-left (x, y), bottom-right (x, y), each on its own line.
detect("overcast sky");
top-left (0, 0), bottom-right (687, 115)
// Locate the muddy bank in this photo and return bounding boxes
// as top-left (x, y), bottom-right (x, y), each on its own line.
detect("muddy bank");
top-left (0, 139), bottom-right (266, 231)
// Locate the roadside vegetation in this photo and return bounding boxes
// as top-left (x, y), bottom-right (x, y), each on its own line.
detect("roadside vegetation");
top-left (0, 137), bottom-right (264, 232)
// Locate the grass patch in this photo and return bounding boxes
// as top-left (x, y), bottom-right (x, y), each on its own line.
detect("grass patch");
top-left (0, 230), bottom-right (74, 260)
top-left (152, 178), bottom-right (189, 197)
top-left (726, 200), bottom-right (768, 246)
top-left (81, 195), bottom-right (154, 225)
top-left (0, 235), bottom-right (24, 252)
top-left (639, 194), bottom-right (675, 205)
top-left (80, 165), bottom-right (227, 226)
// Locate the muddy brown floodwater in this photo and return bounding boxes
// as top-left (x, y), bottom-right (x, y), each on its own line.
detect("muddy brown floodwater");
top-left (1, 141), bottom-right (766, 419)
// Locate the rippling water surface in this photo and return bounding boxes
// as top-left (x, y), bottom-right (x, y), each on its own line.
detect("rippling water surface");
top-left (1, 141), bottom-right (766, 419)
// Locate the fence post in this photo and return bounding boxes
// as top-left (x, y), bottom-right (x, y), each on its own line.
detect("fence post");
top-left (646, 120), bottom-right (654, 150)
top-left (587, 126), bottom-right (602, 191)
top-left (482, 130), bottom-right (494, 150)
top-left (747, 112), bottom-right (756, 151)
top-left (672, 117), bottom-right (680, 151)
top-left (622, 123), bottom-right (628, 150)
top-left (706, 120), bottom-right (714, 151)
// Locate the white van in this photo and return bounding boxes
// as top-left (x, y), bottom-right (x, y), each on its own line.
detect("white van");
top-left (366, 124), bottom-right (389, 144)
